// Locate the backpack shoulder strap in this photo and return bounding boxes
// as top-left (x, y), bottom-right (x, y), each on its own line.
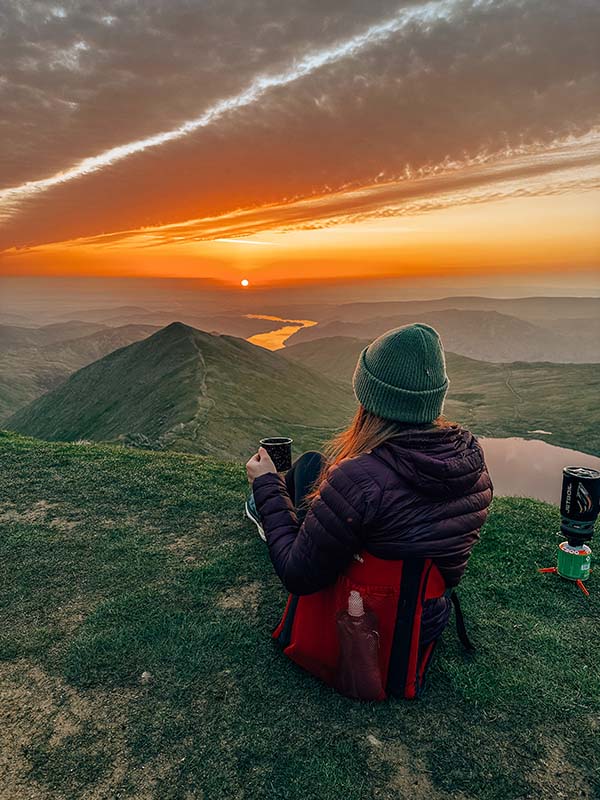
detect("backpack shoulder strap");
top-left (386, 558), bottom-right (431, 698)
top-left (450, 591), bottom-right (475, 652)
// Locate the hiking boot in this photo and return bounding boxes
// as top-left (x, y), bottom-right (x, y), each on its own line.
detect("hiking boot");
top-left (244, 492), bottom-right (266, 542)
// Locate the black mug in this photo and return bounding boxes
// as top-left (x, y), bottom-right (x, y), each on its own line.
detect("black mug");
top-left (560, 466), bottom-right (600, 543)
top-left (260, 437), bottom-right (293, 472)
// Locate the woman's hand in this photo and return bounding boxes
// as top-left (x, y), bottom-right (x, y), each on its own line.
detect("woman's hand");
top-left (246, 447), bottom-right (277, 484)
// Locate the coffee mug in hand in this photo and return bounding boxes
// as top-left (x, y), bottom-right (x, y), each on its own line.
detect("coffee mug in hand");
top-left (260, 437), bottom-right (293, 472)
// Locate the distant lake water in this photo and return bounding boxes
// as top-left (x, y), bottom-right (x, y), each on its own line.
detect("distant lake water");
top-left (479, 437), bottom-right (600, 504)
top-left (246, 315), bottom-right (317, 350)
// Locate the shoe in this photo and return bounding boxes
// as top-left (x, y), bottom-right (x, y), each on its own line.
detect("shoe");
top-left (244, 493), bottom-right (266, 542)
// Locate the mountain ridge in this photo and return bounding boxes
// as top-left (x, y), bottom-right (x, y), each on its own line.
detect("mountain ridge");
top-left (285, 307), bottom-right (599, 362)
top-left (7, 322), bottom-right (357, 459)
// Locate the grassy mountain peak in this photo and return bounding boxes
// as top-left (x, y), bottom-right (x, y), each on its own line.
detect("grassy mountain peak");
top-left (1, 431), bottom-right (598, 799)
top-left (7, 323), bottom-right (357, 460)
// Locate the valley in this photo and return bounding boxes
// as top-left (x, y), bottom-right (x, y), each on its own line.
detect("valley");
top-left (4, 317), bottom-right (599, 461)
top-left (3, 293), bottom-right (598, 462)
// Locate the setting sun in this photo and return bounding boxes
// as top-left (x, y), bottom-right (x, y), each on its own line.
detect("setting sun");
top-left (241, 279), bottom-right (249, 287)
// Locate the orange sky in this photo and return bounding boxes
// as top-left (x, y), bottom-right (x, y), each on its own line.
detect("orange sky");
top-left (1, 0), bottom-right (599, 285)
top-left (3, 188), bottom-right (599, 285)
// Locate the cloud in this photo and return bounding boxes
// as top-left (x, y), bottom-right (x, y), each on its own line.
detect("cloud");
top-left (10, 129), bottom-right (592, 253)
top-left (0, 0), bottom-right (405, 187)
top-left (0, 0), bottom-right (460, 219)
top-left (0, 0), bottom-right (599, 250)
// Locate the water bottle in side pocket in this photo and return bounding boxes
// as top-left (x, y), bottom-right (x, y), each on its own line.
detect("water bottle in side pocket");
top-left (334, 590), bottom-right (384, 701)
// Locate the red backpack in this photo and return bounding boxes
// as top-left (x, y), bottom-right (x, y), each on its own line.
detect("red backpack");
top-left (272, 551), bottom-right (472, 700)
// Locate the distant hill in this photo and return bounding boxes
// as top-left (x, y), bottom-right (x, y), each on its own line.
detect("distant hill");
top-left (7, 323), bottom-right (356, 459)
top-left (0, 320), bottom-right (108, 348)
top-left (54, 306), bottom-right (153, 323)
top-left (283, 336), bottom-right (369, 383)
top-left (0, 311), bottom-right (35, 326)
top-left (282, 336), bottom-right (600, 457)
top-left (0, 323), bottom-right (157, 422)
top-left (285, 308), bottom-right (599, 363)
top-left (318, 296), bottom-right (600, 324)
top-left (54, 306), bottom-right (282, 339)
top-left (551, 316), bottom-right (600, 340)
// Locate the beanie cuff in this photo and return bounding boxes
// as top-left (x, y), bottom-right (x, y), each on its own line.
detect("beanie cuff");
top-left (352, 347), bottom-right (449, 423)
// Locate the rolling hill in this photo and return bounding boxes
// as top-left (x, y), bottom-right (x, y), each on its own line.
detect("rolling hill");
top-left (284, 308), bottom-right (599, 362)
top-left (0, 323), bottom-right (158, 422)
top-left (54, 305), bottom-right (284, 339)
top-left (7, 322), bottom-right (356, 459)
top-left (316, 295), bottom-right (600, 324)
top-left (282, 336), bottom-right (600, 457)
top-left (283, 336), bottom-right (369, 383)
top-left (0, 320), bottom-right (107, 347)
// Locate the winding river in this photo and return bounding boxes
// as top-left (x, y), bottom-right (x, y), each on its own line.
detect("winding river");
top-left (245, 314), bottom-right (317, 350)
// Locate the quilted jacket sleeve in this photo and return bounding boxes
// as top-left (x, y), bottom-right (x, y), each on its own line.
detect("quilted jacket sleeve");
top-left (251, 459), bottom-right (382, 596)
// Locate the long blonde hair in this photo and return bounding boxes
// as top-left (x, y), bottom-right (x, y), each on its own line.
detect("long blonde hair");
top-left (307, 405), bottom-right (455, 502)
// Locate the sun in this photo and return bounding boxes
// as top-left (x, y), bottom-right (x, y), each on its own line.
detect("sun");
top-left (241, 279), bottom-right (249, 287)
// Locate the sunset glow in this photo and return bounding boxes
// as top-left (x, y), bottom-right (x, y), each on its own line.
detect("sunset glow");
top-left (0, 0), bottom-right (598, 286)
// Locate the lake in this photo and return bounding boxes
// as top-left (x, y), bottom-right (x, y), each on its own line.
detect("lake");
top-left (479, 436), bottom-right (600, 504)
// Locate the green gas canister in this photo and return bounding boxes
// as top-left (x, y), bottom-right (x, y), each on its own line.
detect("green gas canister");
top-left (556, 541), bottom-right (592, 581)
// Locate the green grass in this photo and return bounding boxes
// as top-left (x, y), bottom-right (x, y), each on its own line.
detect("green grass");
top-left (1, 431), bottom-right (599, 799)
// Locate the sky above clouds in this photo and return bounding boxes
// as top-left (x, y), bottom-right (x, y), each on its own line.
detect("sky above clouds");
top-left (1, 0), bottom-right (599, 282)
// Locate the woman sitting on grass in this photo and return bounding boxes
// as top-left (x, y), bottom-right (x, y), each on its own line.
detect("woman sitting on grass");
top-left (245, 323), bottom-right (493, 661)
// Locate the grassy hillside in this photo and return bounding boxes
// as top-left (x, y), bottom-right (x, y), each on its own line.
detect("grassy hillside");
top-left (0, 432), bottom-right (598, 800)
top-left (0, 323), bottom-right (157, 422)
top-left (8, 323), bottom-right (356, 460)
top-left (283, 337), bottom-right (600, 457)
top-left (285, 309), bottom-right (599, 363)
top-left (0, 317), bottom-right (279, 423)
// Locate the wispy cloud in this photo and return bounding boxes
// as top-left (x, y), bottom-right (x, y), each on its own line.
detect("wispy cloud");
top-left (14, 130), bottom-right (594, 254)
top-left (0, 0), bottom-right (455, 220)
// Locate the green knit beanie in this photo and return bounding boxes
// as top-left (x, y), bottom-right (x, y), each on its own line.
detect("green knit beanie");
top-left (352, 323), bottom-right (449, 423)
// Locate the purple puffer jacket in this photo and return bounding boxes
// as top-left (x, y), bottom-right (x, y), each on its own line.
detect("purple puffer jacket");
top-left (253, 423), bottom-right (493, 641)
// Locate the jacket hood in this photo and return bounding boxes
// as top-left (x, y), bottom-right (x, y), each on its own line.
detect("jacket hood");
top-left (372, 423), bottom-right (487, 499)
